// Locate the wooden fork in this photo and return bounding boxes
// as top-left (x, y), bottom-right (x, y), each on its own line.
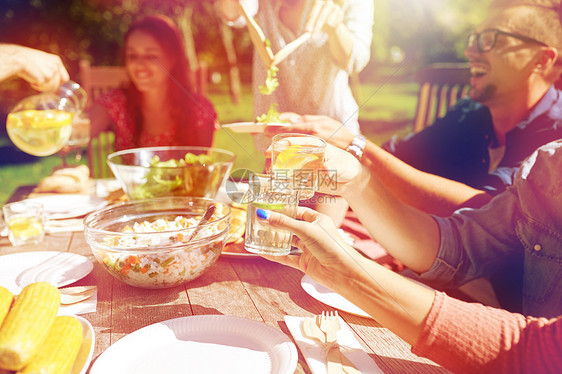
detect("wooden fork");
top-left (319, 311), bottom-right (361, 374)
top-left (319, 310), bottom-right (341, 344)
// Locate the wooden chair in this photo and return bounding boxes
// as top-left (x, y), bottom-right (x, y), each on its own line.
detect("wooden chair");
top-left (79, 60), bottom-right (130, 109)
top-left (78, 60), bottom-right (129, 178)
top-left (412, 62), bottom-right (471, 132)
top-left (87, 130), bottom-right (115, 179)
top-left (78, 60), bottom-right (128, 178)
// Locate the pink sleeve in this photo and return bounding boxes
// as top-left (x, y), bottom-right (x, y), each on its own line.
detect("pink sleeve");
top-left (412, 291), bottom-right (562, 373)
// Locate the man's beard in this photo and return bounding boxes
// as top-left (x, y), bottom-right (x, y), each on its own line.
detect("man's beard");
top-left (469, 84), bottom-right (497, 103)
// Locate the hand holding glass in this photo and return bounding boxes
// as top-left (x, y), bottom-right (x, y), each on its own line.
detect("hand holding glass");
top-left (271, 133), bottom-right (326, 200)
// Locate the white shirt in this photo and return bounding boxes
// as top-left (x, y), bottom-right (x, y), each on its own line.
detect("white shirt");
top-left (230, 0), bottom-right (374, 136)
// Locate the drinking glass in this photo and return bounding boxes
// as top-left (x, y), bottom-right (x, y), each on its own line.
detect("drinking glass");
top-left (244, 173), bottom-right (299, 256)
top-left (271, 133), bottom-right (326, 200)
top-left (58, 114), bottom-right (91, 167)
top-left (2, 201), bottom-right (45, 246)
top-left (6, 80), bottom-right (87, 157)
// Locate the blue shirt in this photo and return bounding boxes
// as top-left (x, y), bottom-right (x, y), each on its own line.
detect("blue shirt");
top-left (384, 86), bottom-right (562, 195)
top-left (424, 140), bottom-right (562, 318)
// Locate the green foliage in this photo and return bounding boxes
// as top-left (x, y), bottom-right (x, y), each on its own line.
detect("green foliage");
top-left (373, 0), bottom-right (491, 66)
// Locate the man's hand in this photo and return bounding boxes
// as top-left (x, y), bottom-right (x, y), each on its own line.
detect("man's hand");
top-left (264, 112), bottom-right (355, 150)
top-left (10, 45), bottom-right (69, 91)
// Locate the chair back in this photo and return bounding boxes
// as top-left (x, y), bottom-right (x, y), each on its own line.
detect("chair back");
top-left (78, 60), bottom-right (126, 178)
top-left (79, 60), bottom-right (130, 109)
top-left (87, 130), bottom-right (115, 179)
top-left (413, 63), bottom-right (471, 132)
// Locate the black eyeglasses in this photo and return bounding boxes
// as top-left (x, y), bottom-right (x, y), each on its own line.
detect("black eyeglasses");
top-left (466, 28), bottom-right (548, 52)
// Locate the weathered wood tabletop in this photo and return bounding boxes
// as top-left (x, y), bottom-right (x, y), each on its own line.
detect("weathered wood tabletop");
top-left (1, 186), bottom-right (449, 373)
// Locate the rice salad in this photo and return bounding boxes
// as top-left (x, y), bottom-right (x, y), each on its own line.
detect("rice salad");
top-left (94, 215), bottom-right (227, 289)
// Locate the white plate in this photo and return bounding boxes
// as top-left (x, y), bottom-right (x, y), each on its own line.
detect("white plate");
top-left (222, 122), bottom-right (289, 133)
top-left (25, 194), bottom-right (108, 219)
top-left (301, 275), bottom-right (371, 318)
top-left (71, 316), bottom-right (96, 374)
top-left (0, 251), bottom-right (93, 294)
top-left (90, 315), bottom-right (298, 374)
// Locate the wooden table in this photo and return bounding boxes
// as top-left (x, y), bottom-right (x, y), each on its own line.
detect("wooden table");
top-left (1, 187), bottom-right (449, 373)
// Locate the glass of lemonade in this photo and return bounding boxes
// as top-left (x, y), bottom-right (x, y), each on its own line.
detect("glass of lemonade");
top-left (2, 201), bottom-right (45, 246)
top-left (271, 133), bottom-right (326, 200)
top-left (244, 173), bottom-right (300, 256)
top-left (6, 81), bottom-right (87, 157)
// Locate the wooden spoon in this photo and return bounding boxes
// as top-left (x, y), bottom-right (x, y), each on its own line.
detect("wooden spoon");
top-left (271, 32), bottom-right (312, 66)
top-left (59, 285), bottom-right (97, 305)
top-left (238, 2), bottom-right (274, 66)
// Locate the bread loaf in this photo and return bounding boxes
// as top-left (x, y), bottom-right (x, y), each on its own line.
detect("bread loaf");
top-left (35, 165), bottom-right (90, 194)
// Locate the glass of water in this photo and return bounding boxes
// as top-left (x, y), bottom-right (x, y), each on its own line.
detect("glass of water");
top-left (244, 173), bottom-right (299, 256)
top-left (2, 201), bottom-right (45, 246)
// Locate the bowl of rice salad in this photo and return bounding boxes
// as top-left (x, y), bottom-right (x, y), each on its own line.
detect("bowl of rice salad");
top-left (84, 197), bottom-right (231, 289)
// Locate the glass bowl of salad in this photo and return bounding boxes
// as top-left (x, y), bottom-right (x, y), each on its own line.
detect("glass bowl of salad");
top-left (107, 146), bottom-right (236, 200)
top-left (84, 197), bottom-right (231, 289)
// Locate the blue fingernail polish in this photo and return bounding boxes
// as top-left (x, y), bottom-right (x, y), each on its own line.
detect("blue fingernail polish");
top-left (256, 208), bottom-right (269, 219)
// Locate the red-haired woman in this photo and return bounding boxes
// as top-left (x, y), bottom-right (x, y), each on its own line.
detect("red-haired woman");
top-left (89, 15), bottom-right (217, 151)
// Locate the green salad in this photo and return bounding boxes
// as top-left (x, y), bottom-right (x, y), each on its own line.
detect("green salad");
top-left (258, 64), bottom-right (279, 95)
top-left (131, 152), bottom-right (224, 199)
top-left (256, 103), bottom-right (285, 124)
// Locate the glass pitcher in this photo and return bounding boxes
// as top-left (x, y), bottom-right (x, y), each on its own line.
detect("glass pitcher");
top-left (6, 81), bottom-right (88, 157)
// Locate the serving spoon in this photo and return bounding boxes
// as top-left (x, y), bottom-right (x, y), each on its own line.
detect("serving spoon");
top-left (238, 2), bottom-right (274, 66)
top-left (59, 285), bottom-right (97, 305)
top-left (187, 204), bottom-right (216, 242)
top-left (238, 2), bottom-right (310, 67)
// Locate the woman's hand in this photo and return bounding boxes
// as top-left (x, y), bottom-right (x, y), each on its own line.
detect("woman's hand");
top-left (305, 0), bottom-right (345, 35)
top-left (215, 0), bottom-right (243, 23)
top-left (260, 207), bottom-right (361, 288)
top-left (260, 205), bottom-right (437, 347)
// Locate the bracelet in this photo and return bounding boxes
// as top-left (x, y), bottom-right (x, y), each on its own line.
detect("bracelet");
top-left (345, 134), bottom-right (366, 161)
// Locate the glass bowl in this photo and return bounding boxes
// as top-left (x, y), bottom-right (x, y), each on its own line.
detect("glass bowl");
top-left (107, 146), bottom-right (236, 200)
top-left (84, 197), bottom-right (231, 289)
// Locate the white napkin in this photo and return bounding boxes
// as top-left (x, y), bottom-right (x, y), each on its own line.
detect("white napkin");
top-left (284, 315), bottom-right (384, 374)
top-left (45, 218), bottom-right (84, 233)
top-left (58, 289), bottom-right (97, 316)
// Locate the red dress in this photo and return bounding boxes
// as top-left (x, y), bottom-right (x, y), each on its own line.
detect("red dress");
top-left (96, 89), bottom-right (216, 151)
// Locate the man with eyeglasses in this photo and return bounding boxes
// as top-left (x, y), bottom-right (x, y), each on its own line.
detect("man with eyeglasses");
top-left (384, 5), bottom-right (562, 198)
top-left (377, 2), bottom-right (562, 312)
top-left (266, 1), bottom-right (562, 314)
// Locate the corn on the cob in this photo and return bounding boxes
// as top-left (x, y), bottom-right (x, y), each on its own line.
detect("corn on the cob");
top-left (0, 287), bottom-right (13, 328)
top-left (17, 316), bottom-right (83, 374)
top-left (0, 282), bottom-right (60, 371)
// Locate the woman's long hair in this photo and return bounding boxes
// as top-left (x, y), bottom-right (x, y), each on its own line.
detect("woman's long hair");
top-left (123, 15), bottom-right (200, 145)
